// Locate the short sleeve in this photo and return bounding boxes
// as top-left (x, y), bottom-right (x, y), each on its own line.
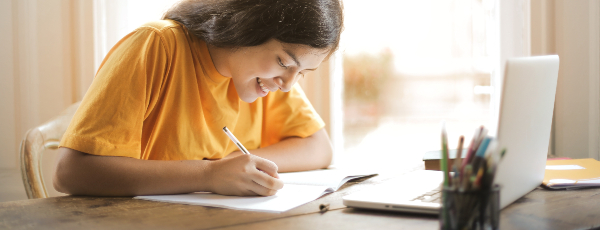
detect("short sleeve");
top-left (261, 84), bottom-right (326, 147)
top-left (59, 28), bottom-right (169, 158)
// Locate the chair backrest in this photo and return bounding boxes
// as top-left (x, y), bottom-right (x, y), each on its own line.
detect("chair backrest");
top-left (20, 102), bottom-right (80, 199)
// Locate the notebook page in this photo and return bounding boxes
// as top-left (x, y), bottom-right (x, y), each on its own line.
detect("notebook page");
top-left (278, 169), bottom-right (377, 190)
top-left (136, 184), bottom-right (330, 213)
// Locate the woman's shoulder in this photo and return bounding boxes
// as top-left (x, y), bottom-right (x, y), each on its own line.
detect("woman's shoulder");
top-left (128, 20), bottom-right (192, 54)
top-left (137, 20), bottom-right (182, 31)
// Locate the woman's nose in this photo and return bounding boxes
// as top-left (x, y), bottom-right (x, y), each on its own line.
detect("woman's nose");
top-left (275, 71), bottom-right (301, 92)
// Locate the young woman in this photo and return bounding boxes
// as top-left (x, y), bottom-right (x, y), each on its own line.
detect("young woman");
top-left (53, 0), bottom-right (343, 197)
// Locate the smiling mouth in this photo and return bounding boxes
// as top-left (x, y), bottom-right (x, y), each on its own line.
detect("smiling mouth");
top-left (257, 78), bottom-right (269, 93)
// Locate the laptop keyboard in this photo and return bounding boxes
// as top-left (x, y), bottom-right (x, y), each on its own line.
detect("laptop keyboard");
top-left (410, 185), bottom-right (442, 203)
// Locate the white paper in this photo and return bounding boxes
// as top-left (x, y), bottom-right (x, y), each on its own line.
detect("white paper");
top-left (545, 165), bottom-right (585, 170)
top-left (135, 169), bottom-right (377, 213)
top-left (547, 179), bottom-right (576, 185)
top-left (548, 179), bottom-right (577, 188)
top-left (278, 169), bottom-right (376, 190)
top-left (577, 177), bottom-right (600, 185)
top-left (136, 184), bottom-right (330, 213)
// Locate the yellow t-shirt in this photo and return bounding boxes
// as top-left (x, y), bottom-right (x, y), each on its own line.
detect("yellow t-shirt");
top-left (59, 20), bottom-right (325, 160)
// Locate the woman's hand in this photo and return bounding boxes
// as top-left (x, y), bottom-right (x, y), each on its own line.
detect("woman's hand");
top-left (205, 154), bottom-right (284, 196)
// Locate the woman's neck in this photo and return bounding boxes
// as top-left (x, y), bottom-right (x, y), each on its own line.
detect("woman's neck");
top-left (206, 45), bottom-right (232, 78)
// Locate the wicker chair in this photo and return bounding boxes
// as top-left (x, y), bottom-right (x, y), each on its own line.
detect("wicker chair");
top-left (19, 102), bottom-right (80, 199)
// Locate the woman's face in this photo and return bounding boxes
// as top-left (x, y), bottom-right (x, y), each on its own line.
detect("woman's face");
top-left (225, 39), bottom-right (329, 103)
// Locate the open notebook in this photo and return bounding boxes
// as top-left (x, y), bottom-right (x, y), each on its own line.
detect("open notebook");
top-left (135, 169), bottom-right (377, 213)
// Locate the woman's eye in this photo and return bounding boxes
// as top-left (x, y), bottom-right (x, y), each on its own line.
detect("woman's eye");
top-left (278, 58), bottom-right (288, 69)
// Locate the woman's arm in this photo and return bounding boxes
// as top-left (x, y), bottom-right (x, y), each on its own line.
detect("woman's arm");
top-left (54, 128), bottom-right (330, 196)
top-left (225, 128), bottom-right (333, 172)
top-left (53, 148), bottom-right (283, 196)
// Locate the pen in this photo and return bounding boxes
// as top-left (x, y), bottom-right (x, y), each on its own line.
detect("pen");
top-left (473, 167), bottom-right (484, 189)
top-left (222, 126), bottom-right (250, 155)
top-left (462, 126), bottom-right (482, 170)
top-left (452, 136), bottom-right (465, 189)
top-left (454, 136), bottom-right (465, 169)
top-left (471, 137), bottom-right (492, 173)
top-left (440, 122), bottom-right (450, 229)
top-left (472, 127), bottom-right (489, 155)
top-left (441, 122), bottom-right (450, 187)
top-left (461, 165), bottom-right (473, 191)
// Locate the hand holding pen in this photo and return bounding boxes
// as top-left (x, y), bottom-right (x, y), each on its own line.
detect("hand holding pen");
top-left (201, 126), bottom-right (283, 196)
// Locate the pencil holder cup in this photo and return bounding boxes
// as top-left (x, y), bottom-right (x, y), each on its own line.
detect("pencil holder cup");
top-left (439, 185), bottom-right (500, 230)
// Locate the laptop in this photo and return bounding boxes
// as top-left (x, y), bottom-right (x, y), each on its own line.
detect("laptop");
top-left (343, 55), bottom-right (560, 214)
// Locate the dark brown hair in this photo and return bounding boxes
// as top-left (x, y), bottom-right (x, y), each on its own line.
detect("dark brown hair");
top-left (163, 0), bottom-right (343, 52)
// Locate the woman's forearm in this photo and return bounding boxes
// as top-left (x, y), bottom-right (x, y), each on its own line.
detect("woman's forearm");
top-left (53, 148), bottom-right (212, 196)
top-left (54, 147), bottom-right (283, 197)
top-left (244, 128), bottom-right (333, 172)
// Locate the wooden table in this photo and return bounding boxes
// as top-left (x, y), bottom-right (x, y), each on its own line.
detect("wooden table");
top-left (2, 169), bottom-right (600, 230)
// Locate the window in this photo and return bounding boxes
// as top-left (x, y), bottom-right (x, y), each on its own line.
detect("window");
top-left (339, 0), bottom-right (494, 169)
top-left (94, 0), bottom-right (180, 70)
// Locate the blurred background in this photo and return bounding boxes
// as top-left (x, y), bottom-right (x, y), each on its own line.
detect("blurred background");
top-left (1, 0), bottom-right (598, 202)
top-left (339, 0), bottom-right (492, 170)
